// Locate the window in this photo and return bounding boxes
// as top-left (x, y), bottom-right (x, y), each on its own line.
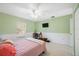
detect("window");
top-left (42, 23), bottom-right (49, 28)
top-left (16, 21), bottom-right (26, 35)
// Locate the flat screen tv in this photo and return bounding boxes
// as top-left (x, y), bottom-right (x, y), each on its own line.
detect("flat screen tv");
top-left (42, 23), bottom-right (49, 28)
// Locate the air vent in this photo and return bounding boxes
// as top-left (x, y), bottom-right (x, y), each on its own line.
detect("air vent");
top-left (51, 16), bottom-right (55, 18)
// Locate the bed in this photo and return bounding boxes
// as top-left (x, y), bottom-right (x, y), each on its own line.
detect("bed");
top-left (0, 34), bottom-right (46, 56)
top-left (14, 38), bottom-right (46, 56)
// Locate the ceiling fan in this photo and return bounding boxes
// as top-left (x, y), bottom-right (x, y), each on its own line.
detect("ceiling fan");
top-left (31, 3), bottom-right (41, 19)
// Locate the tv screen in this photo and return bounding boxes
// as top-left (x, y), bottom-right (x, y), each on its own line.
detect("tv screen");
top-left (42, 23), bottom-right (49, 28)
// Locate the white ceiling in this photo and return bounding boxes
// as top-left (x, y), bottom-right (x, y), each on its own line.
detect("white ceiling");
top-left (0, 3), bottom-right (76, 21)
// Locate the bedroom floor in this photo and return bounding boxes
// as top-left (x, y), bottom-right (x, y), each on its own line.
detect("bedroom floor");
top-left (42, 42), bottom-right (74, 56)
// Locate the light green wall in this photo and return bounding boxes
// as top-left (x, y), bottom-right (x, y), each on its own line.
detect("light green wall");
top-left (0, 12), bottom-right (35, 34)
top-left (36, 14), bottom-right (72, 33)
top-left (0, 12), bottom-right (72, 34)
top-left (26, 21), bottom-right (35, 32)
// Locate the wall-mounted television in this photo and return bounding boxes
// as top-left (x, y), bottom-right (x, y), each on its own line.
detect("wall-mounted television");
top-left (42, 23), bottom-right (49, 28)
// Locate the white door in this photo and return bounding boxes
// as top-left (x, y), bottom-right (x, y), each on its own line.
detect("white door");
top-left (75, 8), bottom-right (79, 55)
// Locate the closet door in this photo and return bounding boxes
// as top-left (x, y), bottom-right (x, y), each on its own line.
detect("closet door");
top-left (75, 8), bottom-right (79, 56)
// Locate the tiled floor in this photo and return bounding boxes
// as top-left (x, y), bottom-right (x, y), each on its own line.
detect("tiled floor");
top-left (42, 42), bottom-right (74, 56)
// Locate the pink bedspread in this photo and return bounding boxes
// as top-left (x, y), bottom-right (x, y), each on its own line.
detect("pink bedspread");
top-left (15, 39), bottom-right (46, 56)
